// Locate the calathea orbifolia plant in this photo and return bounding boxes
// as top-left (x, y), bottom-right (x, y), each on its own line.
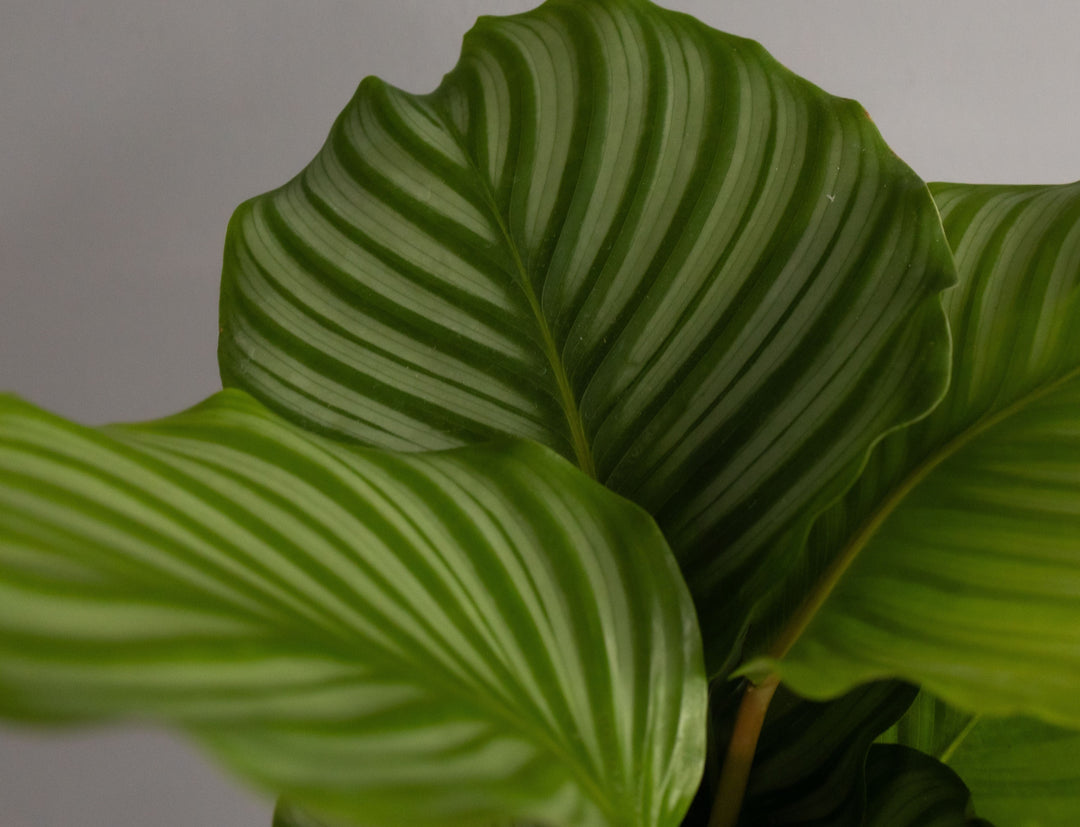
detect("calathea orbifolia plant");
top-left (2, 0), bottom-right (1079, 825)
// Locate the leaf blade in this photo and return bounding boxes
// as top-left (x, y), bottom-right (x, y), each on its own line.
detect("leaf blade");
top-left (740, 681), bottom-right (918, 827)
top-left (218, 0), bottom-right (955, 671)
top-left (945, 716), bottom-right (1080, 827)
top-left (862, 745), bottom-right (990, 827)
top-left (884, 692), bottom-right (1080, 827)
top-left (0, 390), bottom-right (706, 827)
top-left (750, 181), bottom-right (1080, 726)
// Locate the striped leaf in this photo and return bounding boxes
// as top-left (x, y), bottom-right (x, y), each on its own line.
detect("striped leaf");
top-left (0, 390), bottom-right (706, 827)
top-left (217, 0), bottom-right (954, 673)
top-left (862, 746), bottom-right (990, 827)
top-left (738, 681), bottom-right (917, 827)
top-left (882, 693), bottom-right (1080, 827)
top-left (878, 691), bottom-right (977, 762)
top-left (742, 181), bottom-right (1080, 726)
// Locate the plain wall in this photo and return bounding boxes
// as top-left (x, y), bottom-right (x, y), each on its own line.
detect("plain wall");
top-left (1, 1), bottom-right (1077, 824)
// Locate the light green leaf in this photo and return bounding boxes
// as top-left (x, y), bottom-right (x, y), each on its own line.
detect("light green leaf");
top-left (743, 181), bottom-right (1080, 725)
top-left (862, 745), bottom-right (990, 827)
top-left (883, 693), bottom-right (1080, 827)
top-left (947, 717), bottom-right (1080, 827)
top-left (217, 0), bottom-right (954, 673)
top-left (0, 390), bottom-right (706, 827)
top-left (878, 691), bottom-right (978, 762)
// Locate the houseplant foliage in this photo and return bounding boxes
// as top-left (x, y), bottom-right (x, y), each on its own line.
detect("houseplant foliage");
top-left (0, 392), bottom-right (705, 826)
top-left (1, 1), bottom-right (1079, 826)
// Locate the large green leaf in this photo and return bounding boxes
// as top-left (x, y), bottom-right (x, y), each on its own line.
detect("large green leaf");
top-left (0, 390), bottom-right (706, 827)
top-left (946, 718), bottom-right (1080, 827)
top-left (742, 181), bottom-right (1080, 725)
top-left (218, 0), bottom-right (954, 672)
top-left (883, 693), bottom-right (1080, 827)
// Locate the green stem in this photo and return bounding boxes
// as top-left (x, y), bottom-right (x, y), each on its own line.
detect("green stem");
top-left (938, 714), bottom-right (981, 764)
top-left (708, 675), bottom-right (779, 827)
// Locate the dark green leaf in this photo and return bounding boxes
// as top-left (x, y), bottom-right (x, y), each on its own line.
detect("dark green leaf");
top-left (218, 0), bottom-right (954, 673)
top-left (0, 390), bottom-right (705, 827)
top-left (739, 682), bottom-right (917, 826)
top-left (863, 745), bottom-right (990, 827)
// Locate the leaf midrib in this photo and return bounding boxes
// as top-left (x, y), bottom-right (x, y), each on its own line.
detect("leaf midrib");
top-left (9, 409), bottom-right (622, 824)
top-left (428, 102), bottom-right (597, 478)
top-left (766, 362), bottom-right (1080, 662)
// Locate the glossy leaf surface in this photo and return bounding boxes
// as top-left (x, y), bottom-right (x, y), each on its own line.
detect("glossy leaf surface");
top-left (218, 0), bottom-right (954, 671)
top-left (0, 391), bottom-right (705, 827)
top-left (750, 181), bottom-right (1080, 726)
top-left (884, 692), bottom-right (1080, 827)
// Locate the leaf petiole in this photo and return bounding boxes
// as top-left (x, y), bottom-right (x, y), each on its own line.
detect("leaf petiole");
top-left (708, 674), bottom-right (780, 827)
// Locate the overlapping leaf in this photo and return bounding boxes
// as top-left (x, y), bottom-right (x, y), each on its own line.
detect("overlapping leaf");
top-left (946, 717), bottom-right (1080, 826)
top-left (679, 682), bottom-right (972, 827)
top-left (0, 390), bottom-right (706, 827)
top-left (218, 0), bottom-right (954, 671)
top-left (744, 181), bottom-right (1080, 726)
top-left (862, 746), bottom-right (990, 827)
top-left (878, 691), bottom-right (976, 761)
top-left (738, 682), bottom-right (917, 827)
top-left (883, 692), bottom-right (1080, 826)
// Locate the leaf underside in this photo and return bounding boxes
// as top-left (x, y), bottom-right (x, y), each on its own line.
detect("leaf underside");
top-left (0, 390), bottom-right (705, 827)
top-left (218, 0), bottom-right (954, 673)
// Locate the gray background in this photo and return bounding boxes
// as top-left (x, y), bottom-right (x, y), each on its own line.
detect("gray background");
top-left (1, 1), bottom-right (1077, 824)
